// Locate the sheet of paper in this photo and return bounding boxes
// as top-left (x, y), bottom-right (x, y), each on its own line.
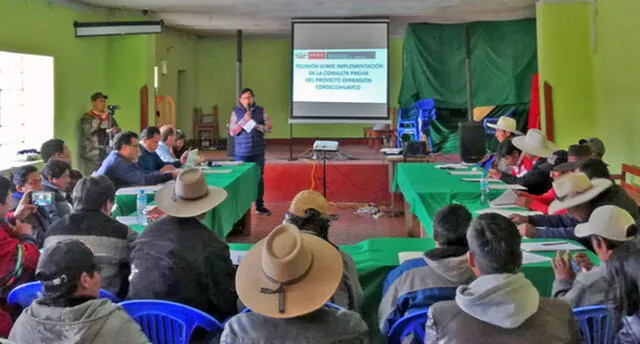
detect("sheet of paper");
top-left (230, 250), bottom-right (248, 265)
top-left (435, 163), bottom-right (468, 170)
top-left (489, 184), bottom-right (527, 191)
top-left (243, 119), bottom-right (257, 133)
top-left (490, 190), bottom-right (518, 207)
top-left (521, 241), bottom-right (585, 252)
top-left (475, 208), bottom-right (543, 217)
top-left (115, 184), bottom-right (164, 195)
top-left (184, 149), bottom-right (199, 168)
top-left (449, 171), bottom-right (483, 176)
top-left (398, 251), bottom-right (424, 264)
top-left (116, 216), bottom-right (138, 226)
top-left (203, 169), bottom-right (233, 174)
top-left (461, 178), bottom-right (502, 182)
top-left (212, 161), bottom-right (242, 167)
top-left (522, 251), bottom-right (552, 265)
top-left (380, 148), bottom-right (402, 155)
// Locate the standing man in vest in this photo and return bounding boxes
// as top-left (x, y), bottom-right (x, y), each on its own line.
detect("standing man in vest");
top-left (80, 92), bottom-right (121, 175)
top-left (229, 88), bottom-right (272, 216)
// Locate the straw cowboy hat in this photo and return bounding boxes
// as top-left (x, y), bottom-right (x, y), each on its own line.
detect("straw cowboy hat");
top-left (512, 129), bottom-right (556, 158)
top-left (236, 223), bottom-right (343, 318)
top-left (486, 116), bottom-right (523, 135)
top-left (287, 190), bottom-right (338, 220)
top-left (155, 168), bottom-right (228, 218)
top-left (548, 173), bottom-right (613, 214)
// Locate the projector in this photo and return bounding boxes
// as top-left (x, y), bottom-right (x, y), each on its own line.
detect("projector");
top-left (313, 140), bottom-right (339, 152)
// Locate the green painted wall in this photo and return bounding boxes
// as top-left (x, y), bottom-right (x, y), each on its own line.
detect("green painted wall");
top-left (536, 1), bottom-right (594, 150)
top-left (0, 0), bottom-right (156, 169)
top-left (592, 0), bottom-right (640, 171)
top-left (155, 29), bottom-right (199, 136)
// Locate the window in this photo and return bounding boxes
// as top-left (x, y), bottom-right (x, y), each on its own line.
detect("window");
top-left (0, 51), bottom-right (54, 169)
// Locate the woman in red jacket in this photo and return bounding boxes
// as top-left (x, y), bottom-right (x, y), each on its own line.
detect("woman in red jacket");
top-left (0, 175), bottom-right (40, 337)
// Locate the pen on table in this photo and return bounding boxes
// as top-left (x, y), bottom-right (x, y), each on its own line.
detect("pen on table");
top-left (541, 241), bottom-right (568, 246)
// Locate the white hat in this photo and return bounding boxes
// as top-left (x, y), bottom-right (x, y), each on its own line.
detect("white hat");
top-left (511, 129), bottom-right (556, 158)
top-left (486, 116), bottom-right (523, 135)
top-left (575, 205), bottom-right (636, 242)
top-left (155, 168), bottom-right (228, 218)
top-left (548, 173), bottom-right (613, 214)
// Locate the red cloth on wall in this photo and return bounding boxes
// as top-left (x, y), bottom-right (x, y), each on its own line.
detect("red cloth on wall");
top-left (528, 72), bottom-right (541, 130)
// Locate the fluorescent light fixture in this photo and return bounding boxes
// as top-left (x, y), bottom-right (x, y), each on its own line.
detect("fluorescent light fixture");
top-left (154, 66), bottom-right (159, 89)
top-left (74, 20), bottom-right (163, 37)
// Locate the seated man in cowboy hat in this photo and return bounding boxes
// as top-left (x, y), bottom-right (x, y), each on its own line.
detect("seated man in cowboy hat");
top-left (127, 169), bottom-right (237, 323)
top-left (425, 214), bottom-right (581, 344)
top-left (283, 190), bottom-right (363, 312)
top-left (10, 239), bottom-right (150, 343)
top-left (481, 116), bottom-right (522, 173)
top-left (551, 205), bottom-right (637, 308)
top-left (221, 224), bottom-right (369, 344)
top-left (514, 149), bottom-right (570, 215)
top-left (512, 163), bottom-right (640, 240)
top-left (489, 129), bottom-right (555, 195)
top-left (378, 204), bottom-right (474, 335)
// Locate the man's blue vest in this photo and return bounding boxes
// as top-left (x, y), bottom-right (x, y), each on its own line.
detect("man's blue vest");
top-left (233, 104), bottom-right (266, 157)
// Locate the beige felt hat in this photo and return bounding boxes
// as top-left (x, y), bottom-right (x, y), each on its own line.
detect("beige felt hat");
top-left (486, 116), bottom-right (523, 135)
top-left (235, 223), bottom-right (343, 319)
top-left (548, 173), bottom-right (613, 214)
top-left (575, 205), bottom-right (635, 242)
top-left (155, 168), bottom-right (227, 218)
top-left (511, 129), bottom-right (556, 158)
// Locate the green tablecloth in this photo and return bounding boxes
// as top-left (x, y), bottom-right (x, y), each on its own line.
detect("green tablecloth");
top-left (393, 163), bottom-right (515, 236)
top-left (229, 237), bottom-right (597, 343)
top-left (114, 163), bottom-right (259, 238)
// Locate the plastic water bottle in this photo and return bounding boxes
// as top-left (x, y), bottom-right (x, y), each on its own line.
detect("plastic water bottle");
top-left (480, 170), bottom-right (490, 206)
top-left (136, 190), bottom-right (148, 226)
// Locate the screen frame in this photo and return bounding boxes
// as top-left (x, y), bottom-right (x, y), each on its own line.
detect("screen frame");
top-left (289, 19), bottom-right (390, 122)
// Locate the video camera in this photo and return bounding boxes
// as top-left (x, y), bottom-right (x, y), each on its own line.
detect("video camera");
top-left (107, 104), bottom-right (121, 116)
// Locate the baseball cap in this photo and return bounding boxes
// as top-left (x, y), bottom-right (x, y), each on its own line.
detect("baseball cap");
top-left (575, 205), bottom-right (636, 242)
top-left (36, 240), bottom-right (100, 291)
top-left (568, 144), bottom-right (592, 159)
top-left (542, 150), bottom-right (568, 170)
top-left (90, 92), bottom-right (108, 101)
top-left (586, 137), bottom-right (606, 157)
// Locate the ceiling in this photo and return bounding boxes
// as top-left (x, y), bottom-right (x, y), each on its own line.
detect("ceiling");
top-left (74, 0), bottom-right (536, 36)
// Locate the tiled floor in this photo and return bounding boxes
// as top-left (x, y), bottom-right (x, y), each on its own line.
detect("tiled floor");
top-left (227, 202), bottom-right (407, 245)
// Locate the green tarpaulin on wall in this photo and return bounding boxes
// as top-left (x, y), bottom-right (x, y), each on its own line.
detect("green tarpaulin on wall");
top-left (398, 20), bottom-right (537, 109)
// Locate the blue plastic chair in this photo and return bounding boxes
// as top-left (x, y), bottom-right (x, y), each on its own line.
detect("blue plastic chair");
top-left (573, 305), bottom-right (615, 344)
top-left (239, 301), bottom-right (344, 314)
top-left (7, 281), bottom-right (120, 308)
top-left (482, 117), bottom-right (499, 135)
top-left (397, 99), bottom-right (437, 149)
top-left (388, 308), bottom-right (429, 344)
top-left (119, 300), bottom-right (223, 344)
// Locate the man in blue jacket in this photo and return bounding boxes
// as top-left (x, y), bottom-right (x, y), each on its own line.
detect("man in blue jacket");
top-left (137, 126), bottom-right (179, 172)
top-left (228, 88), bottom-right (272, 216)
top-left (94, 131), bottom-right (175, 189)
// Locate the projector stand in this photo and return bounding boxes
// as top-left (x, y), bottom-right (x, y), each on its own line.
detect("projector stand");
top-left (321, 150), bottom-right (328, 198)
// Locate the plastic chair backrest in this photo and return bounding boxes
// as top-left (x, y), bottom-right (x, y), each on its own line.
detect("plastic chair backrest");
top-left (483, 117), bottom-right (499, 135)
top-left (7, 281), bottom-right (121, 309)
top-left (573, 305), bottom-right (615, 344)
top-left (119, 300), bottom-right (223, 344)
top-left (388, 308), bottom-right (429, 344)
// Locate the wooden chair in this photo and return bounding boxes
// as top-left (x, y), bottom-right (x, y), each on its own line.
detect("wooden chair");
top-left (193, 106), bottom-right (220, 149)
top-left (621, 164), bottom-right (640, 206)
top-left (362, 107), bottom-right (397, 150)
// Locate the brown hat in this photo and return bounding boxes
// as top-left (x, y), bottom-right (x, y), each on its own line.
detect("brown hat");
top-left (235, 224), bottom-right (343, 318)
top-left (155, 168), bottom-right (227, 218)
top-left (288, 190), bottom-right (330, 217)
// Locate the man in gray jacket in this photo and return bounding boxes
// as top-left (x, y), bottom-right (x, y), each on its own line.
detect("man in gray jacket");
top-left (9, 239), bottom-right (149, 343)
top-left (426, 213), bottom-right (581, 344)
top-left (552, 205), bottom-right (637, 307)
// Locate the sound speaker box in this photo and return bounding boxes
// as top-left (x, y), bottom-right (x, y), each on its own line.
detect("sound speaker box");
top-left (459, 121), bottom-right (486, 163)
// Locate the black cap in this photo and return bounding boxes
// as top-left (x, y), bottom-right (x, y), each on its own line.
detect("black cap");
top-left (90, 92), bottom-right (108, 101)
top-left (568, 144), bottom-right (592, 159)
top-left (540, 149), bottom-right (568, 171)
top-left (553, 161), bottom-right (579, 172)
top-left (36, 240), bottom-right (98, 290)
